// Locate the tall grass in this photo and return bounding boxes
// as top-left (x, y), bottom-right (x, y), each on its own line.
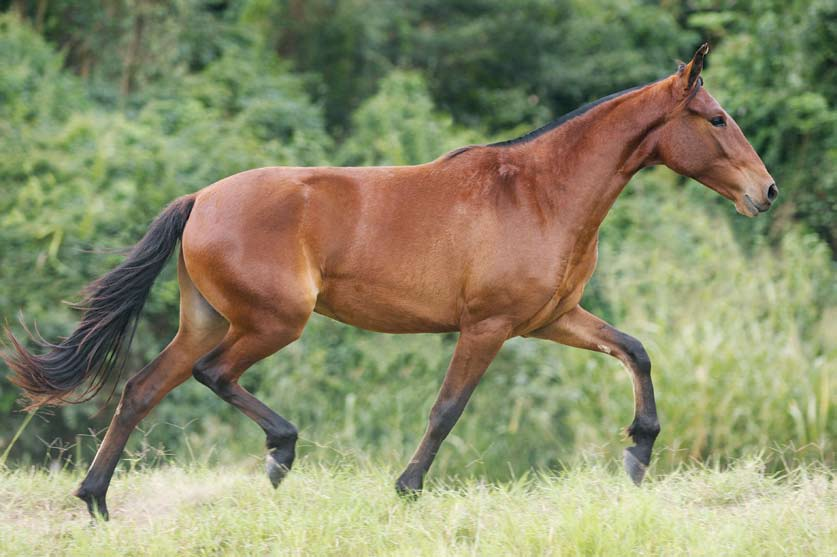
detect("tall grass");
top-left (0, 461), bottom-right (833, 556)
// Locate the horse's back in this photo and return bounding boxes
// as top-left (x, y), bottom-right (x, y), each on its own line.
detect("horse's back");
top-left (180, 164), bottom-right (468, 332)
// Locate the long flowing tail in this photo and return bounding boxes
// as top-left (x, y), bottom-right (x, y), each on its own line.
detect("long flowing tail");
top-left (3, 194), bottom-right (196, 409)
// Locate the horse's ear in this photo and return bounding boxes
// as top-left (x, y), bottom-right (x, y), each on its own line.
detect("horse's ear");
top-left (677, 42), bottom-right (709, 94)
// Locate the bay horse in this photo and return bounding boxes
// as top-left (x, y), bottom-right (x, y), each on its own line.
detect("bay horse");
top-left (4, 44), bottom-right (777, 519)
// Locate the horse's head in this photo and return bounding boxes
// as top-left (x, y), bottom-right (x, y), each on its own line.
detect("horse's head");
top-left (654, 43), bottom-right (777, 217)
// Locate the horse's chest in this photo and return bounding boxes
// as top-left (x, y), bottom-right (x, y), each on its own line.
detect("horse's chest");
top-left (515, 240), bottom-right (599, 334)
top-left (559, 241), bottom-right (599, 293)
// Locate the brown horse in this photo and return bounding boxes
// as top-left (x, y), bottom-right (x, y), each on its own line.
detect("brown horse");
top-left (4, 44), bottom-right (776, 519)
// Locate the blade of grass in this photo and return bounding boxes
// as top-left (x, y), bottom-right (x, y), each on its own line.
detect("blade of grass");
top-left (0, 410), bottom-right (36, 468)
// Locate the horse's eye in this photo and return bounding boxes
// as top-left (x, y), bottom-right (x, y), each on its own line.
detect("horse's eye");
top-left (710, 116), bottom-right (726, 127)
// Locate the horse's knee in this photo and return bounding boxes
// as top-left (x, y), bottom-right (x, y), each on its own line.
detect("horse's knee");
top-left (628, 414), bottom-right (661, 443)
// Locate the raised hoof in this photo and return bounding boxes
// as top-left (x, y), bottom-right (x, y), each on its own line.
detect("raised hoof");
top-left (265, 449), bottom-right (293, 488)
top-left (623, 447), bottom-right (648, 486)
top-left (395, 474), bottom-right (423, 500)
top-left (74, 487), bottom-right (109, 521)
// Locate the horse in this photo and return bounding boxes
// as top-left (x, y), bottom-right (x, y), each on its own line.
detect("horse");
top-left (3, 43), bottom-right (777, 519)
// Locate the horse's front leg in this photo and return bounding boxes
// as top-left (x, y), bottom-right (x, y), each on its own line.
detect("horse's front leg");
top-left (530, 305), bottom-right (660, 484)
top-left (395, 318), bottom-right (511, 496)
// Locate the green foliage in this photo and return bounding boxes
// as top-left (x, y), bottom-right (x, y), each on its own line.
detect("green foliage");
top-left (243, 0), bottom-right (696, 133)
top-left (0, 15), bottom-right (87, 123)
top-left (338, 71), bottom-right (481, 165)
top-left (242, 0), bottom-right (412, 132)
top-left (542, 0), bottom-right (697, 110)
top-left (14, 0), bottom-right (239, 104)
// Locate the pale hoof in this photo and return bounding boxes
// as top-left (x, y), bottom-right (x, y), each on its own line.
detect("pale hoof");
top-left (623, 447), bottom-right (648, 486)
top-left (265, 450), bottom-right (292, 488)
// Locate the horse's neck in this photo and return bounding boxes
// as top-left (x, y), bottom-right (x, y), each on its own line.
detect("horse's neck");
top-left (523, 86), bottom-right (669, 235)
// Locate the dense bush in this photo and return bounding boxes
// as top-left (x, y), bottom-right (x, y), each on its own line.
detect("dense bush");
top-left (337, 71), bottom-right (480, 165)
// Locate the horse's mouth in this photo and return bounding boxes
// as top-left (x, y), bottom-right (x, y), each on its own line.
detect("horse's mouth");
top-left (739, 194), bottom-right (768, 217)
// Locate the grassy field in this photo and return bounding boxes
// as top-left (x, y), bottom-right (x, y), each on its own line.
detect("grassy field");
top-left (0, 460), bottom-right (834, 556)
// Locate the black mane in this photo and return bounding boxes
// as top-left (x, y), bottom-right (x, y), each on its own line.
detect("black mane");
top-left (486, 82), bottom-right (649, 147)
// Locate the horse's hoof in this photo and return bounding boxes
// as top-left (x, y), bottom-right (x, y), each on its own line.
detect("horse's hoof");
top-left (265, 449), bottom-right (293, 488)
top-left (74, 486), bottom-right (109, 521)
top-left (395, 474), bottom-right (423, 500)
top-left (623, 447), bottom-right (648, 486)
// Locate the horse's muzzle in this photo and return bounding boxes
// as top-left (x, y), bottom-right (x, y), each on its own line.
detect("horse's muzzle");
top-left (742, 183), bottom-right (777, 216)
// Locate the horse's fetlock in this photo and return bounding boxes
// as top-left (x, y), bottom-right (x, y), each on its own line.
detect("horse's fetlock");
top-left (267, 427), bottom-right (298, 450)
top-left (628, 415), bottom-right (660, 441)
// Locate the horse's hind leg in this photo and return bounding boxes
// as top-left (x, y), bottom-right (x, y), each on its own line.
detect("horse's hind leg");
top-left (182, 203), bottom-right (318, 488)
top-left (75, 252), bottom-right (228, 519)
top-left (192, 315), bottom-right (310, 488)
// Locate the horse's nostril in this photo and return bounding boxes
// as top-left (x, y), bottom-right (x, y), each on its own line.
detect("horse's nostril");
top-left (767, 183), bottom-right (778, 203)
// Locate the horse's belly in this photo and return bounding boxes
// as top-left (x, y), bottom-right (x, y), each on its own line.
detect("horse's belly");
top-left (313, 277), bottom-right (460, 334)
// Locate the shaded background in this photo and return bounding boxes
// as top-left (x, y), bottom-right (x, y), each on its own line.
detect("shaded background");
top-left (0, 0), bottom-right (834, 478)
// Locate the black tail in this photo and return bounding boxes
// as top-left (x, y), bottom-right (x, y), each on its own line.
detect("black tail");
top-left (3, 195), bottom-right (196, 409)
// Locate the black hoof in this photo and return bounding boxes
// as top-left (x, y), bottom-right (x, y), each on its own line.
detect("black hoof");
top-left (623, 446), bottom-right (648, 486)
top-left (74, 486), bottom-right (109, 521)
top-left (265, 447), bottom-right (294, 488)
top-left (395, 474), bottom-right (423, 500)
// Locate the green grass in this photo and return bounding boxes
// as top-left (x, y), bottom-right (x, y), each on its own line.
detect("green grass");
top-left (1, 460), bottom-right (834, 556)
